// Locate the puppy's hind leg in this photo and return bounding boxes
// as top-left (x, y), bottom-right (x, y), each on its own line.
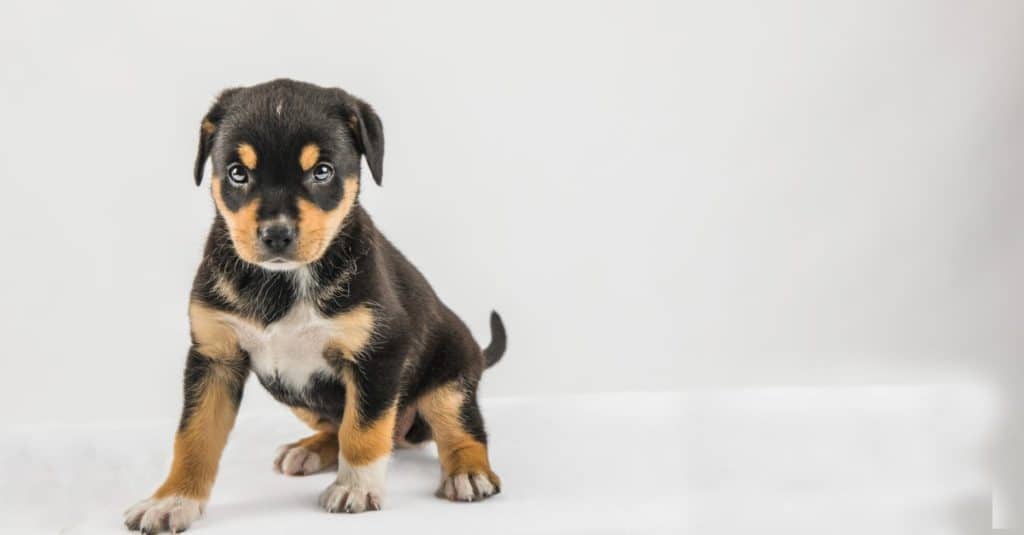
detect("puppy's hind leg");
top-left (418, 381), bottom-right (501, 502)
top-left (274, 408), bottom-right (339, 476)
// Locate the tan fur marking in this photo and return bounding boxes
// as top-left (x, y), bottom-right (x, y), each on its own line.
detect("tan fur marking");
top-left (212, 178), bottom-right (262, 263)
top-left (294, 431), bottom-right (339, 459)
top-left (188, 302), bottom-right (244, 360)
top-left (292, 407), bottom-right (339, 433)
top-left (237, 143), bottom-right (258, 169)
top-left (299, 143), bottom-right (320, 171)
top-left (201, 119), bottom-right (216, 135)
top-left (296, 176), bottom-right (359, 262)
top-left (327, 304), bottom-right (375, 362)
top-left (154, 370), bottom-right (240, 500)
top-left (213, 275), bottom-right (240, 306)
top-left (418, 384), bottom-right (499, 484)
top-left (339, 368), bottom-right (396, 466)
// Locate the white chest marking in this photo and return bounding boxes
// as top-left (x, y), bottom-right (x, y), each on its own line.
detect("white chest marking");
top-left (228, 301), bottom-right (336, 391)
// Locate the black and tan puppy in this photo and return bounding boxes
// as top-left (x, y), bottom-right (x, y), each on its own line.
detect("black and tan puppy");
top-left (124, 79), bottom-right (506, 533)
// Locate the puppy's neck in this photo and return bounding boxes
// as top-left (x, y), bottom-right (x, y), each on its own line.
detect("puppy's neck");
top-left (204, 207), bottom-right (374, 318)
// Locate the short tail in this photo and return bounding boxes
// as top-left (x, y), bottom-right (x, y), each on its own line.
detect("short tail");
top-left (482, 311), bottom-right (507, 368)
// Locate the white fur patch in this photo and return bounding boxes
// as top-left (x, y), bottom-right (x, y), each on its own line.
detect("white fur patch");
top-left (260, 259), bottom-right (303, 271)
top-left (124, 496), bottom-right (203, 533)
top-left (227, 300), bottom-right (335, 392)
top-left (273, 444), bottom-right (323, 475)
top-left (318, 456), bottom-right (389, 513)
top-left (440, 472), bottom-right (499, 501)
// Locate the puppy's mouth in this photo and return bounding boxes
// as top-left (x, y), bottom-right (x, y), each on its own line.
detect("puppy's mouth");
top-left (259, 257), bottom-right (303, 271)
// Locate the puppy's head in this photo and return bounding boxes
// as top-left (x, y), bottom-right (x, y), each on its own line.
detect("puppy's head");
top-left (193, 79), bottom-right (383, 271)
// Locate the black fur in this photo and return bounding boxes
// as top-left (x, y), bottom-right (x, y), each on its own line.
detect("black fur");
top-left (483, 311), bottom-right (507, 368)
top-left (256, 371), bottom-right (346, 422)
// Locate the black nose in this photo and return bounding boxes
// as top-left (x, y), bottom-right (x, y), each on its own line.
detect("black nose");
top-left (259, 223), bottom-right (296, 253)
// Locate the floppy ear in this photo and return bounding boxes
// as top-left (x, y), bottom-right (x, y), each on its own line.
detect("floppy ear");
top-left (193, 89), bottom-right (238, 186)
top-left (337, 91), bottom-right (384, 186)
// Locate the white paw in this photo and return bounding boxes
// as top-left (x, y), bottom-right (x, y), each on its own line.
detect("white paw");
top-left (439, 472), bottom-right (501, 502)
top-left (124, 496), bottom-right (203, 533)
top-left (318, 456), bottom-right (388, 513)
top-left (318, 481), bottom-right (382, 513)
top-left (273, 444), bottom-right (322, 475)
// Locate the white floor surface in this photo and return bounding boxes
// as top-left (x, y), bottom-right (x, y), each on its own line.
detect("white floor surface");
top-left (0, 387), bottom-right (996, 534)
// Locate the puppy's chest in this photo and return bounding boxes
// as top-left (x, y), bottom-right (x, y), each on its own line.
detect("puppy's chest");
top-left (230, 301), bottom-right (337, 391)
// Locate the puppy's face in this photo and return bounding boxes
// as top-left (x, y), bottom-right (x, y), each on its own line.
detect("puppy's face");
top-left (194, 80), bottom-right (383, 270)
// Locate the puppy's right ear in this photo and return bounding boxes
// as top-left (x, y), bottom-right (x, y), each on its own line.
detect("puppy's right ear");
top-left (193, 89), bottom-right (238, 186)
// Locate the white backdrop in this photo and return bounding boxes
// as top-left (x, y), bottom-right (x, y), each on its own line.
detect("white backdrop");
top-left (1, 0), bottom-right (1022, 426)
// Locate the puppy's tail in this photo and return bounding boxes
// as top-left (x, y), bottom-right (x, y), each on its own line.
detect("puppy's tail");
top-left (483, 311), bottom-right (507, 368)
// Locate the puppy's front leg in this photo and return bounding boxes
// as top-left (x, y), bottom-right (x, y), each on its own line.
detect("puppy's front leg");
top-left (319, 363), bottom-right (399, 513)
top-left (125, 304), bottom-right (248, 533)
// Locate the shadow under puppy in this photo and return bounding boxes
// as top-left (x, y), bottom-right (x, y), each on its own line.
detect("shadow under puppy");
top-left (125, 79), bottom-right (506, 534)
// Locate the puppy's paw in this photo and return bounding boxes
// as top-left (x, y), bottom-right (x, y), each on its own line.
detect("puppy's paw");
top-left (318, 482), bottom-right (382, 513)
top-left (124, 496), bottom-right (203, 533)
top-left (273, 443), bottom-right (322, 476)
top-left (437, 471), bottom-right (501, 502)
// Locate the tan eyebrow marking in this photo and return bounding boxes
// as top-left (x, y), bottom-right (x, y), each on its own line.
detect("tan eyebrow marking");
top-left (299, 143), bottom-right (320, 172)
top-left (237, 143), bottom-right (258, 170)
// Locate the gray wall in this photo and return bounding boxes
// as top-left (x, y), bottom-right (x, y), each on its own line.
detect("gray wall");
top-left (1, 0), bottom-right (1022, 424)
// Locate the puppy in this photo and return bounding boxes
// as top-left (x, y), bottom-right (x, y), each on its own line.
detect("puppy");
top-left (124, 79), bottom-right (506, 533)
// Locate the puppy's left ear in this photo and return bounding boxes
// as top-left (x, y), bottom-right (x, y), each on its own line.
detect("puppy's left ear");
top-left (193, 88), bottom-right (239, 186)
top-left (336, 91), bottom-right (384, 186)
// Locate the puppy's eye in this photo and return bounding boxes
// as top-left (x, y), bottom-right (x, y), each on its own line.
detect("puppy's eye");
top-left (226, 163), bottom-right (249, 185)
top-left (312, 163), bottom-right (334, 183)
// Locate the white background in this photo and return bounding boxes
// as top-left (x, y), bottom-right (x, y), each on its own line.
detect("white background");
top-left (2, 2), bottom-right (1023, 533)
top-left (1, 1), bottom-right (1022, 424)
